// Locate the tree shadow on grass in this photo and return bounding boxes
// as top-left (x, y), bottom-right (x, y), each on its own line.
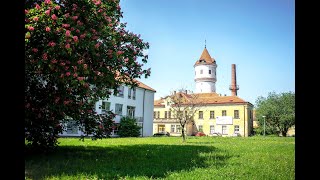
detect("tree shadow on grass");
top-left (25, 144), bottom-right (231, 179)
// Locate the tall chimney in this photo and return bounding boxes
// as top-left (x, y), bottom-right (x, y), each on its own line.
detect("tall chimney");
top-left (229, 64), bottom-right (239, 96)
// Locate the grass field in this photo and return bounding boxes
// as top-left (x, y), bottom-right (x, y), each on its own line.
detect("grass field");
top-left (25, 136), bottom-right (295, 180)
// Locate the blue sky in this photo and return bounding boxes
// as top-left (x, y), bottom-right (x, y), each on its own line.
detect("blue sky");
top-left (120, 0), bottom-right (295, 106)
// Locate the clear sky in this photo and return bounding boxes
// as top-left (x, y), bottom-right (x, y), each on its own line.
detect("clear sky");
top-left (120, 0), bottom-right (295, 106)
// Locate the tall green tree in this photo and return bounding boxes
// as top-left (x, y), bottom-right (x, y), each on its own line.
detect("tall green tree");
top-left (25, 0), bottom-right (150, 152)
top-left (255, 92), bottom-right (295, 137)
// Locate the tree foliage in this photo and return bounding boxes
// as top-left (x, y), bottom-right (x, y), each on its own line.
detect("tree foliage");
top-left (255, 92), bottom-right (295, 137)
top-left (25, 0), bottom-right (150, 152)
top-left (169, 89), bottom-right (203, 142)
top-left (117, 116), bottom-right (141, 137)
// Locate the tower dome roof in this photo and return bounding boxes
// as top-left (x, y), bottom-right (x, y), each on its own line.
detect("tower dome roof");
top-left (194, 47), bottom-right (216, 66)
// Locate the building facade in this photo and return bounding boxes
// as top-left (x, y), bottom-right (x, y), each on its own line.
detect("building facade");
top-left (60, 80), bottom-right (156, 137)
top-left (153, 46), bottom-right (254, 137)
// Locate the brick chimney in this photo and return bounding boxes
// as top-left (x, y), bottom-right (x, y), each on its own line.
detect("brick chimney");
top-left (229, 64), bottom-right (239, 96)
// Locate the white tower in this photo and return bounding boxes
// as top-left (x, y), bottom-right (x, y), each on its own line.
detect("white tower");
top-left (194, 46), bottom-right (217, 93)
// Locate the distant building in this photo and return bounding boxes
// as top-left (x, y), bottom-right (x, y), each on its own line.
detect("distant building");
top-left (153, 46), bottom-right (254, 137)
top-left (60, 80), bottom-right (156, 137)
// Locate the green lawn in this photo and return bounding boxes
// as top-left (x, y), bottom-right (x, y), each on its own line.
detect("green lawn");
top-left (25, 136), bottom-right (295, 180)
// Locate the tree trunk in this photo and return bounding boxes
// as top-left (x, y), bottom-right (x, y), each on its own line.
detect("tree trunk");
top-left (181, 125), bottom-right (186, 142)
top-left (281, 131), bottom-right (287, 137)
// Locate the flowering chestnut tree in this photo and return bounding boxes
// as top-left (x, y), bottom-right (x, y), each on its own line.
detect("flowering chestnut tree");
top-left (25, 0), bottom-right (151, 152)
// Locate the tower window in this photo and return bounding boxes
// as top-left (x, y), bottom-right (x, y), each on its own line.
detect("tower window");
top-left (200, 70), bottom-right (203, 74)
top-left (209, 70), bottom-right (211, 74)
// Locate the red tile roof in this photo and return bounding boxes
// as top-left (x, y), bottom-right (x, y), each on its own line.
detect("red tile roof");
top-left (194, 48), bottom-right (216, 66)
top-left (154, 92), bottom-right (251, 106)
top-left (135, 79), bottom-right (156, 92)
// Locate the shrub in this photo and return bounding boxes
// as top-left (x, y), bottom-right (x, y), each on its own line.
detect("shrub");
top-left (118, 116), bottom-right (141, 137)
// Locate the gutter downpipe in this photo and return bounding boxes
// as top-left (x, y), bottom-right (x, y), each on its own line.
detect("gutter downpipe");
top-left (243, 104), bottom-right (246, 137)
top-left (142, 89), bottom-right (146, 137)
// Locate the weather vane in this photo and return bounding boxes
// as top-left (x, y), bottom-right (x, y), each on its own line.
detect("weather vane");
top-left (205, 39), bottom-right (206, 48)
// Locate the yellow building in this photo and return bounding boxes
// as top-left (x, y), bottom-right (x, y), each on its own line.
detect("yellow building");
top-left (153, 46), bottom-right (254, 137)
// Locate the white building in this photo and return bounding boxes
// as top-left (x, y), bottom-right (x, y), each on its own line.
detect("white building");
top-left (60, 80), bottom-right (156, 137)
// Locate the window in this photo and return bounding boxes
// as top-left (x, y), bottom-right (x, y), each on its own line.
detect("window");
top-left (157, 111), bottom-right (160, 118)
top-left (165, 111), bottom-right (168, 118)
top-left (170, 125), bottom-right (181, 133)
top-left (234, 110), bottom-right (239, 119)
top-left (210, 111), bottom-right (215, 119)
top-left (115, 103), bottom-right (123, 115)
top-left (154, 111), bottom-right (156, 118)
top-left (112, 123), bottom-right (119, 135)
top-left (127, 106), bottom-right (135, 118)
top-left (132, 88), bottom-right (136, 100)
top-left (128, 88), bottom-right (132, 99)
top-left (222, 125), bottom-right (227, 134)
top-left (168, 111), bottom-right (171, 118)
top-left (210, 125), bottom-right (215, 134)
top-left (171, 125), bottom-right (175, 133)
top-left (199, 111), bottom-right (203, 119)
top-left (176, 125), bottom-right (181, 133)
top-left (158, 125), bottom-right (165, 133)
top-left (234, 125), bottom-right (240, 134)
top-left (200, 69), bottom-right (203, 74)
top-left (198, 125), bottom-right (203, 132)
top-left (67, 121), bottom-right (78, 134)
top-left (222, 110), bottom-right (227, 116)
top-left (209, 70), bottom-right (211, 74)
top-left (101, 101), bottom-right (110, 114)
top-left (116, 86), bottom-right (124, 97)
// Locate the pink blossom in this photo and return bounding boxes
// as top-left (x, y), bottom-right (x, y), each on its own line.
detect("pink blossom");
top-left (124, 58), bottom-right (129, 63)
top-left (62, 24), bottom-right (70, 28)
top-left (45, 0), bottom-right (51, 4)
top-left (66, 72), bottom-right (71, 76)
top-left (70, 27), bottom-right (75, 31)
top-left (77, 20), bottom-right (83, 26)
top-left (117, 51), bottom-right (124, 55)
top-left (77, 77), bottom-right (84, 81)
top-left (51, 14), bottom-right (57, 20)
top-left (63, 100), bottom-right (69, 105)
top-left (72, 66), bottom-right (77, 71)
top-left (48, 41), bottom-right (56, 47)
top-left (66, 60), bottom-right (71, 64)
top-left (73, 73), bottom-right (78, 77)
top-left (60, 74), bottom-right (64, 78)
top-left (65, 30), bottom-right (71, 37)
top-left (77, 60), bottom-right (84, 64)
top-left (60, 62), bottom-right (65, 66)
top-left (45, 26), bottom-right (51, 32)
top-left (51, 59), bottom-right (58, 64)
top-left (35, 4), bottom-right (41, 10)
top-left (73, 36), bottom-right (79, 42)
top-left (28, 26), bottom-right (34, 31)
top-left (65, 66), bottom-right (69, 70)
top-left (98, 9), bottom-right (102, 13)
top-left (108, 24), bottom-right (113, 27)
top-left (76, 29), bottom-right (80, 33)
top-left (33, 17), bottom-right (39, 21)
top-left (45, 9), bottom-right (50, 16)
top-left (72, 16), bottom-right (78, 20)
top-left (25, 10), bottom-right (28, 14)
top-left (64, 13), bottom-right (70, 18)
top-left (65, 43), bottom-right (70, 49)
top-left (55, 5), bottom-right (60, 10)
top-left (106, 16), bottom-right (112, 23)
top-left (83, 64), bottom-right (88, 69)
top-left (72, 3), bottom-right (78, 8)
top-left (95, 43), bottom-right (101, 49)
top-left (32, 48), bottom-right (38, 53)
top-left (42, 53), bottom-right (48, 60)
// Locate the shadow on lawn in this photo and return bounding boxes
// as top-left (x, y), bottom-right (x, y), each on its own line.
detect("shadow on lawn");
top-left (25, 144), bottom-right (231, 179)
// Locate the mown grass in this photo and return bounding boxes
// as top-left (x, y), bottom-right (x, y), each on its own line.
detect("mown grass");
top-left (25, 136), bottom-right (295, 180)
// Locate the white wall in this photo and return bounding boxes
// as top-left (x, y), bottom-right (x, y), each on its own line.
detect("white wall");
top-left (194, 64), bottom-right (217, 93)
top-left (60, 85), bottom-right (155, 137)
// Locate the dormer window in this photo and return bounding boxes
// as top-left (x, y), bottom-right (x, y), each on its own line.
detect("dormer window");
top-left (199, 59), bottom-right (206, 63)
